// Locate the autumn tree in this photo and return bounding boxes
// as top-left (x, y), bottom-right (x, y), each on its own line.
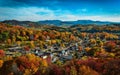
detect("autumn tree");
top-left (0, 50), bottom-right (5, 58)
top-left (105, 41), bottom-right (116, 52)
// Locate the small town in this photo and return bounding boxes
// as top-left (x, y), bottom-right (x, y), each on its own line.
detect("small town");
top-left (0, 22), bottom-right (120, 75)
top-left (0, 0), bottom-right (120, 75)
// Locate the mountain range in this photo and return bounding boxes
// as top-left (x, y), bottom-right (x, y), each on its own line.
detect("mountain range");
top-left (39, 20), bottom-right (110, 25)
top-left (1, 20), bottom-right (120, 26)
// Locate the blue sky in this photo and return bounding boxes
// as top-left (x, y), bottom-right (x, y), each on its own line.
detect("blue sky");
top-left (0, 0), bottom-right (120, 22)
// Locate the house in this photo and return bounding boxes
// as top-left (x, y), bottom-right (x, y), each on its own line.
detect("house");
top-left (8, 47), bottom-right (22, 52)
top-left (42, 55), bottom-right (47, 59)
top-left (6, 52), bottom-right (15, 56)
top-left (52, 56), bottom-right (59, 63)
top-left (60, 55), bottom-right (72, 61)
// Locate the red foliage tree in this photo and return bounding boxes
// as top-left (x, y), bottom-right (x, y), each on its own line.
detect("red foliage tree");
top-left (0, 50), bottom-right (5, 57)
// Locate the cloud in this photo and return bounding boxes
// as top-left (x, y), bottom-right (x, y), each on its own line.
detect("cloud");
top-left (0, 7), bottom-right (71, 21)
top-left (81, 8), bottom-right (87, 12)
top-left (0, 7), bottom-right (120, 22)
top-left (0, 7), bottom-right (56, 21)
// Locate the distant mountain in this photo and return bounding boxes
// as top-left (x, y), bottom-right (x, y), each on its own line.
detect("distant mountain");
top-left (38, 20), bottom-right (120, 26)
top-left (1, 20), bottom-right (120, 26)
top-left (1, 20), bottom-right (40, 27)
top-left (38, 20), bottom-right (62, 26)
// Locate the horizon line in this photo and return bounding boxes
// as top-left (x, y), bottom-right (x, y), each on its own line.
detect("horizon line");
top-left (1, 19), bottom-right (120, 23)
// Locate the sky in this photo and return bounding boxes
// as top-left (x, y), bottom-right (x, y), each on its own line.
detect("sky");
top-left (0, 0), bottom-right (120, 22)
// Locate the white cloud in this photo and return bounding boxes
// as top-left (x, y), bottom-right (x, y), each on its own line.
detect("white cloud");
top-left (0, 7), bottom-right (55, 21)
top-left (81, 8), bottom-right (87, 12)
top-left (0, 7), bottom-right (120, 22)
top-left (61, 15), bottom-right (120, 22)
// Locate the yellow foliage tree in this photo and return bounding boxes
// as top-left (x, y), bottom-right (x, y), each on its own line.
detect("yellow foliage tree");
top-left (70, 66), bottom-right (77, 75)
top-left (0, 60), bottom-right (3, 68)
top-left (30, 41), bottom-right (35, 48)
top-left (79, 65), bottom-right (99, 75)
top-left (85, 47), bottom-right (91, 52)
